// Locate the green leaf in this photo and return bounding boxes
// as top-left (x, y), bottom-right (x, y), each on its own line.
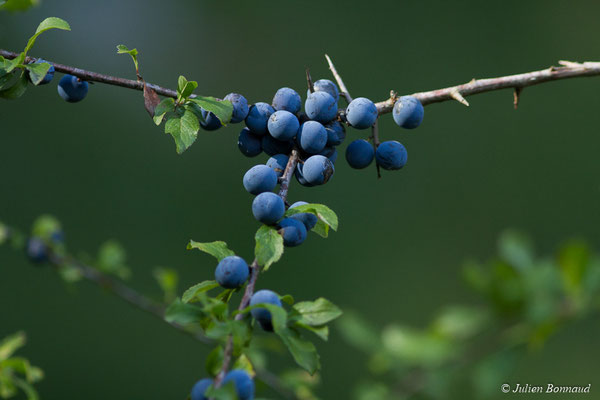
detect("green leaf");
top-left (205, 383), bottom-right (237, 400)
top-left (292, 298), bottom-right (342, 326)
top-left (2, 52), bottom-right (25, 73)
top-left (153, 98), bottom-right (175, 125)
top-left (189, 96), bottom-right (233, 125)
top-left (285, 203), bottom-right (338, 233)
top-left (116, 44), bottom-right (139, 71)
top-left (277, 327), bottom-right (320, 374)
top-left (558, 239), bottom-right (590, 294)
top-left (31, 215), bottom-right (61, 241)
top-left (0, 71), bottom-right (28, 100)
top-left (205, 345), bottom-right (224, 376)
top-left (164, 298), bottom-right (205, 325)
top-left (0, 0), bottom-right (39, 12)
top-left (0, 331), bottom-right (26, 360)
top-left (232, 354), bottom-right (255, 377)
top-left (498, 230), bottom-right (534, 271)
top-left (381, 325), bottom-right (456, 367)
top-left (182, 281), bottom-right (220, 303)
top-left (336, 311), bottom-right (381, 353)
top-left (96, 240), bottom-right (131, 280)
top-left (25, 17), bottom-right (71, 53)
top-left (294, 323), bottom-right (329, 341)
top-left (0, 72), bottom-right (14, 90)
top-left (24, 62), bottom-right (51, 86)
top-left (254, 225), bottom-right (284, 271)
top-left (177, 75), bottom-right (198, 99)
top-left (153, 267), bottom-right (178, 303)
top-left (164, 108), bottom-right (200, 154)
top-left (280, 294), bottom-right (294, 305)
top-left (430, 306), bottom-right (489, 340)
top-left (187, 240), bottom-right (235, 261)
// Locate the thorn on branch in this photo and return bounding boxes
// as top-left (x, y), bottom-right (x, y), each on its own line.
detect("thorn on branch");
top-left (306, 68), bottom-right (314, 93)
top-left (449, 88), bottom-right (469, 107)
top-left (324, 54), bottom-right (353, 103)
top-left (513, 87), bottom-right (522, 110)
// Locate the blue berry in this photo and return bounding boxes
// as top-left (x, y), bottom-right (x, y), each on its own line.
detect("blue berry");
top-left (57, 75), bottom-right (88, 103)
top-left (392, 96), bottom-right (424, 129)
top-left (305, 91), bottom-right (337, 123)
top-left (345, 139), bottom-right (374, 169)
top-left (191, 378), bottom-right (212, 400)
top-left (252, 192), bottom-right (285, 225)
top-left (375, 140), bottom-right (407, 170)
top-left (250, 290), bottom-right (282, 332)
top-left (238, 128), bottom-right (262, 157)
top-left (279, 218), bottom-right (307, 247)
top-left (294, 164), bottom-right (314, 187)
top-left (243, 165), bottom-right (278, 195)
top-left (215, 256), bottom-right (249, 289)
top-left (267, 110), bottom-right (299, 141)
top-left (200, 109), bottom-right (222, 131)
top-left (266, 154), bottom-right (289, 178)
top-left (297, 121), bottom-right (327, 154)
top-left (261, 135), bottom-right (293, 156)
top-left (302, 155), bottom-right (334, 185)
top-left (26, 238), bottom-right (48, 263)
top-left (29, 58), bottom-right (55, 85)
top-left (289, 201), bottom-right (318, 230)
top-left (224, 93), bottom-right (249, 123)
top-left (310, 79), bottom-right (340, 102)
top-left (245, 102), bottom-right (274, 136)
top-left (223, 370), bottom-right (255, 400)
top-left (345, 97), bottom-right (378, 129)
top-left (272, 87), bottom-right (301, 114)
top-left (324, 120), bottom-right (346, 146)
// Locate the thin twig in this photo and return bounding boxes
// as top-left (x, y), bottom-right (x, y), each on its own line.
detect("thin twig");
top-left (279, 149), bottom-right (300, 202)
top-left (324, 54), bottom-right (353, 103)
top-left (370, 121), bottom-right (381, 179)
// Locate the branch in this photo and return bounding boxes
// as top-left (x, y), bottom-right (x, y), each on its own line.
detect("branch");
top-left (375, 60), bottom-right (600, 113)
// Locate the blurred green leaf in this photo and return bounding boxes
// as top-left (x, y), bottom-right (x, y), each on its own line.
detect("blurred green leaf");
top-left (187, 240), bottom-right (235, 261)
top-left (472, 349), bottom-right (518, 398)
top-left (25, 17), bottom-right (71, 53)
top-left (165, 108), bottom-right (200, 154)
top-left (431, 306), bottom-right (489, 341)
top-left (31, 215), bottom-right (61, 242)
top-left (0, 332), bottom-right (26, 360)
top-left (498, 230), bottom-right (534, 271)
top-left (232, 354), bottom-right (255, 377)
top-left (205, 346), bottom-right (224, 376)
top-left (164, 298), bottom-right (205, 325)
top-left (182, 280), bottom-right (220, 303)
top-left (96, 240), bottom-right (131, 280)
top-left (280, 294), bottom-right (295, 305)
top-left (0, 71), bottom-right (28, 100)
top-left (558, 239), bottom-right (590, 294)
top-left (205, 383), bottom-right (237, 400)
top-left (336, 311), bottom-right (381, 353)
top-left (24, 62), bottom-right (51, 86)
top-left (293, 298), bottom-right (342, 326)
top-left (0, 0), bottom-right (39, 12)
top-left (153, 267), bottom-right (178, 303)
top-left (255, 225), bottom-right (283, 271)
top-left (381, 325), bottom-right (456, 367)
top-left (353, 381), bottom-right (390, 400)
top-left (189, 96), bottom-right (233, 125)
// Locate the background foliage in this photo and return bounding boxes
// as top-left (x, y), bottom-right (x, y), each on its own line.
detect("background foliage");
top-left (1, 0), bottom-right (600, 399)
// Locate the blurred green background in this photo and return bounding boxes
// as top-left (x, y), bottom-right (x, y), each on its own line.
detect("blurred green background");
top-left (1, 0), bottom-right (600, 398)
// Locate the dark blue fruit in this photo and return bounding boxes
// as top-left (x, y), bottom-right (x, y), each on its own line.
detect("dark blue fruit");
top-left (267, 110), bottom-right (299, 141)
top-left (238, 128), bottom-right (262, 157)
top-left (243, 165), bottom-right (278, 195)
top-left (224, 93), bottom-right (249, 123)
top-left (294, 163), bottom-right (314, 187)
top-left (392, 96), bottom-right (424, 129)
top-left (345, 97), bottom-right (377, 129)
top-left (57, 75), bottom-right (89, 103)
top-left (297, 121), bottom-right (327, 154)
top-left (261, 135), bottom-right (293, 157)
top-left (252, 192), bottom-right (285, 225)
top-left (250, 289), bottom-right (282, 332)
top-left (311, 79), bottom-right (339, 102)
top-left (279, 218), bottom-right (307, 247)
top-left (266, 154), bottom-right (289, 178)
top-left (245, 102), bottom-right (274, 136)
top-left (222, 370), bottom-right (255, 400)
top-left (26, 237), bottom-right (48, 263)
top-left (305, 91), bottom-right (337, 123)
top-left (200, 109), bottom-right (222, 131)
top-left (215, 256), bottom-right (249, 288)
top-left (324, 120), bottom-right (346, 146)
top-left (191, 378), bottom-right (213, 400)
top-left (302, 155), bottom-right (334, 185)
top-left (375, 140), bottom-right (408, 170)
top-left (289, 201), bottom-right (318, 230)
top-left (345, 139), bottom-right (374, 169)
top-left (272, 87), bottom-right (301, 114)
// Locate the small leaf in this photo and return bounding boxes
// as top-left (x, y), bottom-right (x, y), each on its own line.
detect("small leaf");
top-left (31, 215), bottom-right (61, 241)
top-left (189, 97), bottom-right (233, 125)
top-left (177, 75), bottom-right (198, 99)
top-left (311, 220), bottom-right (330, 238)
top-left (0, 331), bottom-right (26, 360)
top-left (153, 267), bottom-right (179, 303)
top-left (336, 311), bottom-right (381, 353)
top-left (164, 108), bottom-right (200, 154)
top-left (2, 52), bottom-right (25, 73)
top-left (24, 62), bottom-right (51, 85)
top-left (205, 345), bottom-right (224, 376)
top-left (292, 298), bottom-right (342, 326)
top-left (498, 230), bottom-right (534, 271)
top-left (96, 240), bottom-right (131, 280)
top-left (116, 44), bottom-right (139, 71)
top-left (254, 225), bottom-right (284, 271)
top-left (0, 0), bottom-right (39, 12)
top-left (164, 298), bottom-right (205, 325)
top-left (0, 71), bottom-right (28, 100)
top-left (187, 240), bottom-right (235, 261)
top-left (153, 97), bottom-right (175, 125)
top-left (182, 280), bottom-right (220, 303)
top-left (232, 354), bottom-right (255, 377)
top-left (277, 327), bottom-right (320, 374)
top-left (285, 203), bottom-right (338, 232)
top-left (430, 306), bottom-right (489, 340)
top-left (280, 294), bottom-right (294, 305)
top-left (143, 84), bottom-right (160, 118)
top-left (558, 239), bottom-right (590, 294)
top-left (294, 323), bottom-right (329, 341)
top-left (205, 384), bottom-right (237, 400)
top-left (25, 17), bottom-right (71, 53)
